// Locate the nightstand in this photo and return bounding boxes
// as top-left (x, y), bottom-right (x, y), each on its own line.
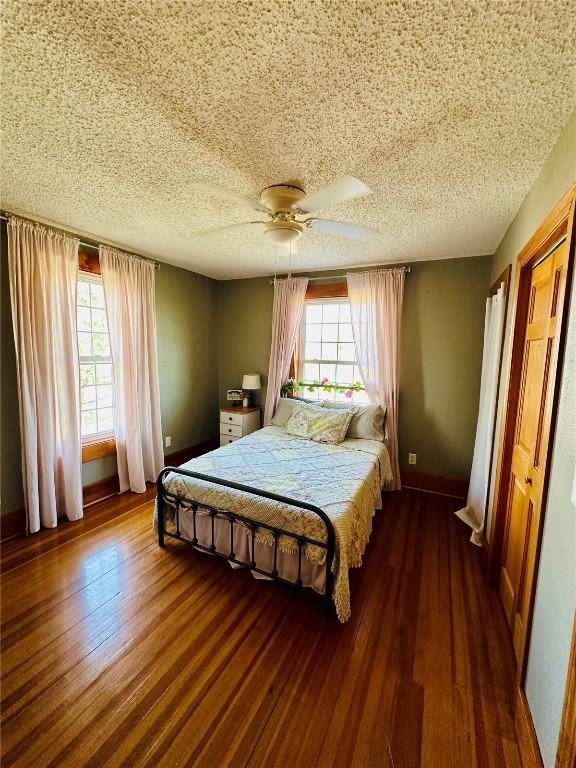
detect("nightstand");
top-left (219, 407), bottom-right (260, 446)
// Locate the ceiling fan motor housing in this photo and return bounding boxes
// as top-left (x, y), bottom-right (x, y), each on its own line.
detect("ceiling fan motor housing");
top-left (260, 184), bottom-right (306, 212)
top-left (261, 184), bottom-right (307, 245)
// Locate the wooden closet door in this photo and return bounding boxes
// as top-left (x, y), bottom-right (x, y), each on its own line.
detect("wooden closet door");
top-left (498, 239), bottom-right (568, 666)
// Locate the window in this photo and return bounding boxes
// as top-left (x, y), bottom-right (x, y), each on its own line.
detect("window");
top-left (77, 274), bottom-right (114, 440)
top-left (297, 299), bottom-right (369, 403)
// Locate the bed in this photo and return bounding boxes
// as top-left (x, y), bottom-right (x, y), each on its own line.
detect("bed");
top-left (155, 414), bottom-right (392, 622)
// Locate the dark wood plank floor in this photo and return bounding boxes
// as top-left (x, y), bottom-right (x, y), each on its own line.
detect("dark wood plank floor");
top-left (1, 487), bottom-right (530, 767)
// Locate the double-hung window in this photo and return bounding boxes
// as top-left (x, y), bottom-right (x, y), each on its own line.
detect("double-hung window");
top-left (297, 298), bottom-right (369, 403)
top-left (77, 273), bottom-right (114, 441)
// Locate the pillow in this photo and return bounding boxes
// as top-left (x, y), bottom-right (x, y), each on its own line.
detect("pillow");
top-left (271, 397), bottom-right (323, 427)
top-left (284, 402), bottom-right (353, 444)
top-left (322, 402), bottom-right (387, 441)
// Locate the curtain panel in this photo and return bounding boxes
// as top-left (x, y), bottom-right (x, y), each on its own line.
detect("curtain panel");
top-left (99, 247), bottom-right (164, 493)
top-left (347, 268), bottom-right (405, 490)
top-left (456, 283), bottom-right (506, 545)
top-left (8, 216), bottom-right (83, 532)
top-left (264, 277), bottom-right (308, 425)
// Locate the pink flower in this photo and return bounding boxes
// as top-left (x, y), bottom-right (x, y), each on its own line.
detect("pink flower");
top-left (345, 390), bottom-right (353, 399)
top-left (320, 377), bottom-right (329, 385)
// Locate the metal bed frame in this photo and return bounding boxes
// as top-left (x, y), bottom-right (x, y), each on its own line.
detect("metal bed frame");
top-left (156, 466), bottom-right (336, 615)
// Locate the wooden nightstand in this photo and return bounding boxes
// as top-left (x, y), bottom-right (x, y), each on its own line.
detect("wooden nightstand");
top-left (219, 407), bottom-right (260, 446)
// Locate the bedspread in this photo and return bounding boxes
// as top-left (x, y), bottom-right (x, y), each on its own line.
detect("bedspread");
top-left (157, 426), bottom-right (392, 621)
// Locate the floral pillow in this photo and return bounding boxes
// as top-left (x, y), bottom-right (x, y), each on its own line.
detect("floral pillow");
top-left (284, 402), bottom-right (353, 444)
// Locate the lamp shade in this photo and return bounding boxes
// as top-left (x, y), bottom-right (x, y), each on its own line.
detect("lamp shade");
top-left (242, 373), bottom-right (261, 390)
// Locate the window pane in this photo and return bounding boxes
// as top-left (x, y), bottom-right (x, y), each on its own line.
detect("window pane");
top-left (98, 408), bottom-right (114, 433)
top-left (92, 333), bottom-right (110, 356)
top-left (96, 384), bottom-right (113, 408)
top-left (78, 332), bottom-right (92, 356)
top-left (91, 308), bottom-right (107, 332)
top-left (81, 386), bottom-right (96, 408)
top-left (321, 342), bottom-right (337, 361)
top-left (90, 283), bottom-right (105, 308)
top-left (78, 276), bottom-right (113, 439)
top-left (77, 306), bottom-right (92, 332)
top-left (319, 364), bottom-right (336, 382)
top-left (322, 323), bottom-right (338, 342)
top-left (306, 304), bottom-right (322, 323)
top-left (78, 282), bottom-right (90, 307)
top-left (339, 303), bottom-right (351, 323)
top-left (304, 363), bottom-right (319, 382)
top-left (337, 342), bottom-right (356, 361)
top-left (80, 363), bottom-right (95, 387)
top-left (306, 324), bottom-right (322, 342)
top-left (305, 342), bottom-right (321, 360)
top-left (336, 364), bottom-right (354, 384)
top-left (339, 323), bottom-right (354, 343)
top-left (95, 363), bottom-right (112, 384)
top-left (82, 410), bottom-right (97, 435)
top-left (323, 304), bottom-right (339, 323)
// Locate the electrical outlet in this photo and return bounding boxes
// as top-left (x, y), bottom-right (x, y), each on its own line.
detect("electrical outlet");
top-left (165, 436), bottom-right (171, 448)
top-left (408, 453), bottom-right (417, 465)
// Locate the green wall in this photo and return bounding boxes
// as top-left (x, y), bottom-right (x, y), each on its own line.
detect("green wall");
top-left (399, 255), bottom-right (491, 478)
top-left (218, 277), bottom-right (273, 413)
top-left (217, 256), bottom-right (492, 480)
top-left (0, 220), bottom-right (24, 515)
top-left (0, 220), bottom-right (220, 514)
top-left (488, 108), bottom-right (576, 767)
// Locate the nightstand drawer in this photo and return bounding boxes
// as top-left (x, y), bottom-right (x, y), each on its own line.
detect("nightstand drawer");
top-left (220, 423), bottom-right (243, 437)
top-left (221, 411), bottom-right (245, 427)
top-left (220, 435), bottom-right (239, 446)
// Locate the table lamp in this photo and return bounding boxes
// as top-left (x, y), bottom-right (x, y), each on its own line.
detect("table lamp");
top-left (242, 373), bottom-right (261, 407)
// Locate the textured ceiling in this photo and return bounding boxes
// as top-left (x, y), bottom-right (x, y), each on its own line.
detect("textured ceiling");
top-left (1, 0), bottom-right (575, 280)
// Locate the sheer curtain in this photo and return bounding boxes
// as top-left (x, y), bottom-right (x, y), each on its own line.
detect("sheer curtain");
top-left (456, 283), bottom-right (506, 545)
top-left (8, 217), bottom-right (83, 532)
top-left (347, 269), bottom-right (405, 490)
top-left (264, 277), bottom-right (308, 425)
top-left (99, 247), bottom-right (164, 493)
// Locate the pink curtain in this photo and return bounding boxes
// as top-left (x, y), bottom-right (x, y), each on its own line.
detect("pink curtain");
top-left (264, 277), bottom-right (308, 425)
top-left (99, 247), bottom-right (164, 493)
top-left (347, 269), bottom-right (405, 490)
top-left (8, 217), bottom-right (83, 531)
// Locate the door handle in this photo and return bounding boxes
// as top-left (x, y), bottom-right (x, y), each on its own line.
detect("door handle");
top-left (525, 477), bottom-right (532, 485)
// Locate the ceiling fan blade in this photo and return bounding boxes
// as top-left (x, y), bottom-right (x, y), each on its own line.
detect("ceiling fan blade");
top-left (190, 182), bottom-right (267, 212)
top-left (297, 176), bottom-right (372, 213)
top-left (191, 221), bottom-right (263, 237)
top-left (309, 219), bottom-right (376, 240)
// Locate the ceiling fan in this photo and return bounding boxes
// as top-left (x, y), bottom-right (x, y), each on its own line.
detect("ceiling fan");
top-left (190, 175), bottom-right (375, 254)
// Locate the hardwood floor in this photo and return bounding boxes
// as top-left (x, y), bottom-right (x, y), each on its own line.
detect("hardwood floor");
top-left (1, 488), bottom-right (532, 767)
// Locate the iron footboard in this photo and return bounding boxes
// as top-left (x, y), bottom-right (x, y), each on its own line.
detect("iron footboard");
top-left (156, 466), bottom-right (336, 616)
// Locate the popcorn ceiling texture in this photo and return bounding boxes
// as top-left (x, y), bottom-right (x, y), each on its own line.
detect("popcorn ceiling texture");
top-left (1, 0), bottom-right (575, 280)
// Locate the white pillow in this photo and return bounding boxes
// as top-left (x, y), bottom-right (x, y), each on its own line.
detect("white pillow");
top-left (271, 398), bottom-right (323, 427)
top-left (322, 402), bottom-right (386, 441)
top-left (284, 402), bottom-right (353, 444)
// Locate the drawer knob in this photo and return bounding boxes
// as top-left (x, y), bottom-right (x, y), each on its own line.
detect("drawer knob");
top-left (229, 416), bottom-right (233, 421)
top-left (229, 428), bottom-right (232, 433)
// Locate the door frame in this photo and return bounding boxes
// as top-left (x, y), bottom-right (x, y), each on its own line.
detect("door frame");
top-left (487, 184), bottom-right (575, 687)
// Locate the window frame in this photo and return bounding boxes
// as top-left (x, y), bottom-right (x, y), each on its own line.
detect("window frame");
top-left (78, 252), bottom-right (116, 462)
top-left (296, 281), bottom-right (368, 403)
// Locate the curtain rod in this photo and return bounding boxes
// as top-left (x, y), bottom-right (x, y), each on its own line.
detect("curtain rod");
top-left (0, 212), bottom-right (161, 270)
top-left (269, 266), bottom-right (411, 284)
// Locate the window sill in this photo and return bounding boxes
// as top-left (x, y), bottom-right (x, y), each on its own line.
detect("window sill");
top-left (82, 437), bottom-right (116, 463)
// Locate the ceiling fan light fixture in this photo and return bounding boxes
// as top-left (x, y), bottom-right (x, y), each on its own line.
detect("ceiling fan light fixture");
top-left (264, 220), bottom-right (304, 246)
